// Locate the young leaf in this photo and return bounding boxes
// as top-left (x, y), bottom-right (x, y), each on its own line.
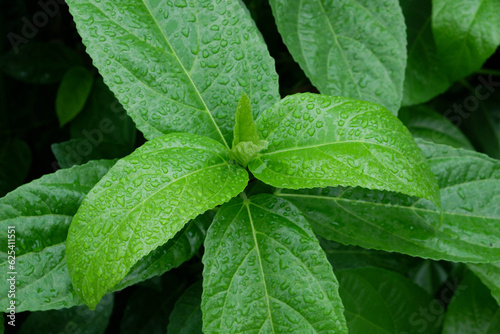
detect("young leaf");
top-left (400, 0), bottom-right (450, 105)
top-left (250, 93), bottom-right (440, 206)
top-left (19, 294), bottom-right (114, 334)
top-left (202, 194), bottom-right (348, 334)
top-left (336, 267), bottom-right (440, 334)
top-left (468, 262), bottom-right (500, 305)
top-left (65, 0), bottom-right (280, 147)
top-left (56, 66), bottom-right (94, 127)
top-left (66, 133), bottom-right (248, 309)
top-left (167, 281), bottom-right (203, 334)
top-left (276, 140), bottom-right (500, 263)
top-left (399, 105), bottom-right (473, 150)
top-left (432, 0), bottom-right (500, 83)
top-left (442, 271), bottom-right (500, 334)
top-left (0, 160), bottom-right (115, 312)
top-left (269, 0), bottom-right (407, 114)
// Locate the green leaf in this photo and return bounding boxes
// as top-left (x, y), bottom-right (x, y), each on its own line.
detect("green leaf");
top-left (269, 0), bottom-right (407, 114)
top-left (432, 0), bottom-right (500, 83)
top-left (400, 0), bottom-right (450, 105)
top-left (120, 274), bottom-right (185, 334)
top-left (468, 262), bottom-right (500, 305)
top-left (407, 260), bottom-right (455, 295)
top-left (66, 0), bottom-right (280, 147)
top-left (167, 281), bottom-right (203, 334)
top-left (114, 212), bottom-right (212, 291)
top-left (442, 271), bottom-right (500, 334)
top-left (19, 294), bottom-right (113, 334)
top-left (0, 42), bottom-right (82, 84)
top-left (336, 267), bottom-right (440, 334)
top-left (67, 133), bottom-right (248, 309)
top-left (277, 139), bottom-right (500, 262)
top-left (0, 138), bottom-right (31, 197)
top-left (0, 160), bottom-right (115, 312)
top-left (250, 93), bottom-right (440, 206)
top-left (399, 105), bottom-right (473, 149)
top-left (52, 77), bottom-right (137, 168)
top-left (320, 238), bottom-right (420, 274)
top-left (202, 194), bottom-right (347, 334)
top-left (56, 66), bottom-right (94, 127)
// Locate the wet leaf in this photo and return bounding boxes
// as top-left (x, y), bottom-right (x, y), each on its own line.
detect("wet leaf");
top-left (0, 160), bottom-right (115, 312)
top-left (277, 140), bottom-right (500, 263)
top-left (269, 0), bottom-right (406, 114)
top-left (65, 0), bottom-right (280, 147)
top-left (250, 93), bottom-right (440, 206)
top-left (202, 194), bottom-right (347, 334)
top-left (66, 133), bottom-right (248, 308)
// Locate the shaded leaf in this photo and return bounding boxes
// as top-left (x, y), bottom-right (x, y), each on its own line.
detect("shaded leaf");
top-left (250, 93), bottom-right (440, 206)
top-left (56, 67), bottom-right (94, 127)
top-left (277, 140), bottom-right (500, 262)
top-left (432, 0), bottom-right (500, 83)
top-left (202, 194), bottom-right (347, 334)
top-left (468, 262), bottom-right (500, 305)
top-left (19, 294), bottom-right (113, 334)
top-left (66, 133), bottom-right (248, 308)
top-left (0, 160), bottom-right (115, 312)
top-left (0, 138), bottom-right (31, 197)
top-left (66, 0), bottom-right (280, 146)
top-left (399, 105), bottom-right (473, 149)
top-left (167, 281), bottom-right (203, 334)
top-left (269, 0), bottom-right (406, 114)
top-left (442, 271), bottom-right (500, 334)
top-left (336, 267), bottom-right (440, 334)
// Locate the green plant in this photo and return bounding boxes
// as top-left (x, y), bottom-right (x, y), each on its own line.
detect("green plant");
top-left (1, 0), bottom-right (500, 333)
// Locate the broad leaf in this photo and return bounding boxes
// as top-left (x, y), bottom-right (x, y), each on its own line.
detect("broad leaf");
top-left (277, 140), bottom-right (500, 262)
top-left (0, 138), bottom-right (31, 197)
top-left (66, 0), bottom-right (280, 147)
top-left (67, 133), bottom-right (248, 308)
top-left (0, 160), bottom-right (115, 312)
top-left (56, 66), bottom-right (94, 127)
top-left (442, 271), bottom-right (500, 334)
top-left (468, 262), bottom-right (500, 305)
top-left (202, 194), bottom-right (347, 334)
top-left (400, 0), bottom-right (449, 105)
top-left (269, 0), bottom-right (406, 114)
top-left (336, 267), bottom-right (440, 334)
top-left (399, 105), bottom-right (473, 149)
top-left (407, 260), bottom-right (455, 295)
top-left (432, 0), bottom-right (500, 83)
top-left (250, 93), bottom-right (440, 206)
top-left (19, 294), bottom-right (113, 334)
top-left (167, 281), bottom-right (203, 334)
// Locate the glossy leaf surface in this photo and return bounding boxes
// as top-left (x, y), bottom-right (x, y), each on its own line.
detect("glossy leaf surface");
top-left (400, 0), bottom-right (449, 105)
top-left (0, 160), bottom-right (115, 312)
top-left (202, 194), bottom-right (347, 334)
top-left (67, 133), bottom-right (248, 308)
top-left (442, 271), bottom-right (500, 334)
top-left (167, 281), bottom-right (203, 334)
top-left (19, 294), bottom-right (113, 334)
top-left (66, 0), bottom-right (280, 147)
top-left (399, 105), bottom-right (473, 149)
top-left (269, 0), bottom-right (406, 114)
top-left (432, 0), bottom-right (500, 83)
top-left (468, 262), bottom-right (500, 305)
top-left (277, 140), bottom-right (500, 262)
top-left (250, 93), bottom-right (440, 206)
top-left (336, 267), bottom-right (439, 334)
